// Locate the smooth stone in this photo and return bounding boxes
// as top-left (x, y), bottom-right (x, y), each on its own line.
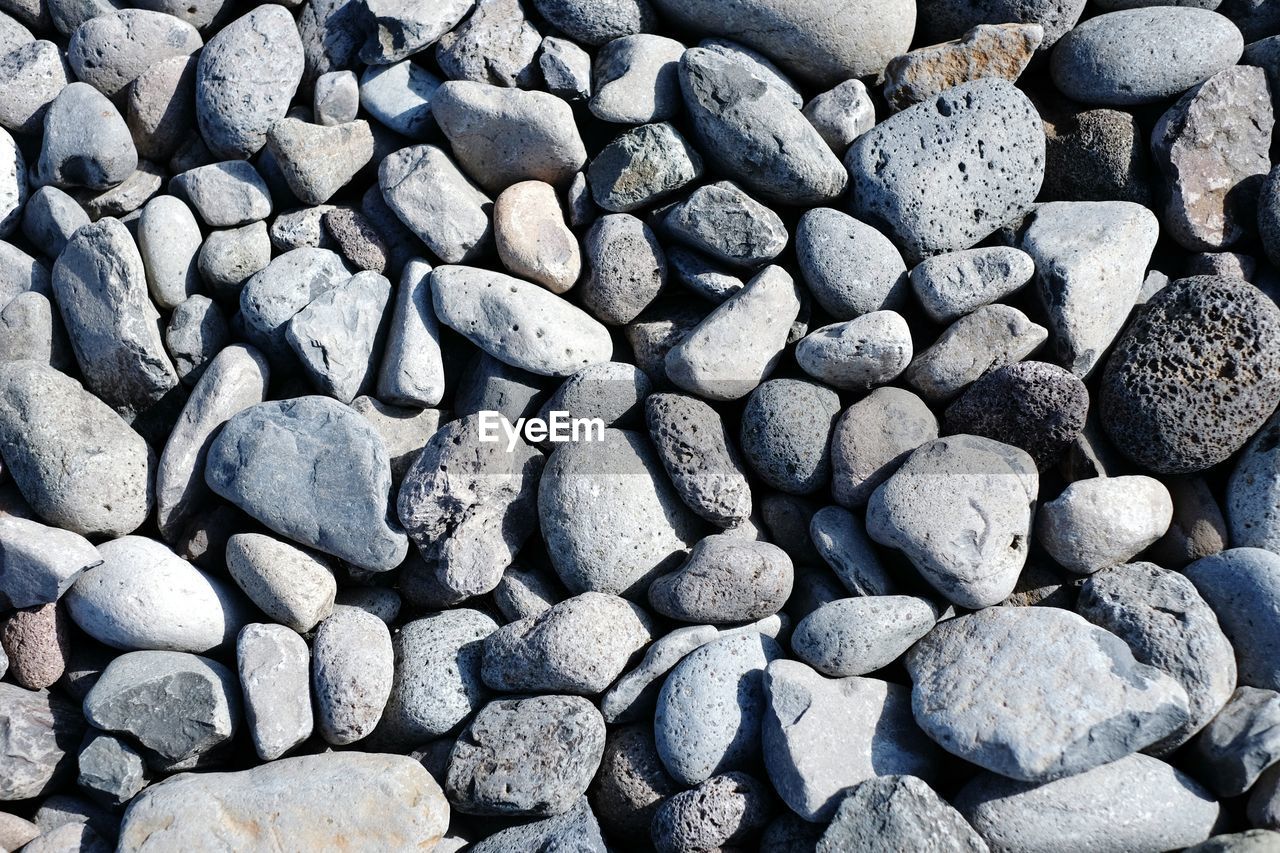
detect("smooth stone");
top-left (431, 264), bottom-right (612, 376)
top-left (452, 351), bottom-right (548, 422)
top-left (601, 625), bottom-right (719, 724)
top-left (196, 5), bottom-right (304, 159)
top-left (0, 361), bottom-right (153, 538)
top-left (645, 392), bottom-right (752, 526)
top-left (663, 181), bottom-right (787, 270)
top-left (1186, 549), bottom-right (1280, 691)
top-left (0, 684), bottom-right (82, 801)
top-left (589, 33), bottom-right (684, 124)
top-left (803, 79), bottom-right (876, 154)
top-left (1152, 66), bottom-right (1274, 252)
top-left (204, 397), bottom-right (409, 571)
top-left (379, 145), bottom-right (493, 265)
top-left (21, 186), bottom-right (86, 260)
top-left (808, 507), bottom-right (894, 597)
top-left (581, 213), bottom-right (665, 325)
top-left (818, 776), bottom-right (989, 853)
top-left (845, 79), bottom-right (1045, 263)
top-left (0, 515), bottom-right (99, 609)
top-left (1037, 476), bottom-right (1173, 574)
top-left (1229, 410), bottom-right (1280, 554)
top-left (678, 47), bottom-right (846, 206)
top-left (198, 223), bottom-right (272, 298)
top-left (38, 83), bottom-right (136, 190)
top-left (494, 180), bottom-right (580, 293)
top-left (1191, 686), bottom-right (1280, 796)
top-left (667, 246), bottom-right (744, 304)
top-left (77, 731), bottom-right (148, 807)
top-left (649, 535), bottom-right (792, 623)
top-left (374, 609), bottom-right (496, 748)
top-left (286, 270), bottom-right (391, 403)
top-left (164, 296), bottom-right (230, 386)
top-left (117, 753), bottom-right (448, 851)
top-left (359, 60), bottom-right (441, 140)
top-left (76, 160), bottom-right (163, 221)
top-left (651, 772), bottom-right (773, 853)
top-left (23, 822), bottom-right (111, 853)
top-left (0, 242), bottom-right (49, 309)
top-left (831, 387), bottom-right (938, 510)
top-left (493, 564), bottom-right (564, 621)
top-left (1051, 8), bottom-right (1244, 105)
top-left (0, 128), bottom-right (23, 241)
top-left (1148, 475), bottom-right (1229, 569)
top-left (482, 591), bottom-right (651, 694)
top-left (591, 725), bottom-right (680, 838)
top-left (225, 533), bottom-right (335, 633)
top-left (0, 813), bottom-right (38, 850)
top-left (911, 247), bottom-right (1036, 324)
top-left (311, 606), bottom-right (393, 745)
top-left (67, 9), bottom-right (201, 99)
top-left (126, 55), bottom-right (197, 161)
top-left (739, 378), bottom-right (839, 495)
top-left (540, 428), bottom-right (701, 597)
top-left (334, 586), bottom-right (401, 624)
top-left (155, 345), bottom-right (269, 540)
top-left (84, 650), bottom-right (239, 764)
top-left (357, 0), bottom-right (474, 63)
top-left (797, 313), bottom-right (913, 392)
top-left (1099, 276), bottom-right (1280, 473)
top-left (654, 631), bottom-right (783, 786)
top-left (793, 596), bottom-right (937, 677)
top-left (267, 118), bottom-right (372, 207)
top-left (763, 660), bottom-right (941, 822)
top-left (536, 361), bottom-right (650, 430)
top-left (904, 304), bottom-right (1048, 404)
top-left (236, 623), bottom-right (312, 761)
top-left (378, 258), bottom-right (445, 407)
top-left (885, 23), bottom-right (1043, 111)
top-left (906, 607), bottom-right (1192, 782)
top-left (472, 798), bottom-right (606, 853)
top-left (0, 292), bottom-right (70, 372)
top-left (137, 196), bottom-right (200, 311)
top-left (313, 70), bottom-right (359, 125)
top-left (956, 754), bottom-right (1220, 852)
top-left (587, 122), bottom-right (703, 214)
top-left (445, 694), bottom-right (606, 817)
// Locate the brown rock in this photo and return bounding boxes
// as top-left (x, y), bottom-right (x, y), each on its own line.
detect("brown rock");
top-left (884, 23), bottom-right (1043, 111)
top-left (494, 180), bottom-right (581, 294)
top-left (0, 602), bottom-right (70, 690)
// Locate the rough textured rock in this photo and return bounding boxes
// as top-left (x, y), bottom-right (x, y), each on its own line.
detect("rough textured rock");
top-left (832, 387), bottom-right (939, 509)
top-left (648, 535), bottom-right (792, 623)
top-left (311, 606), bottom-right (393, 745)
top-left (0, 602), bottom-right (69, 689)
top-left (1186, 549), bottom-right (1280, 692)
top-left (581, 213), bottom-right (665, 325)
top-left (884, 23), bottom-right (1043, 111)
top-left (38, 83), bottom-right (136, 190)
top-left (587, 122), bottom-right (703, 214)
top-left (0, 684), bottom-right (83, 801)
top-left (651, 772), bottom-right (774, 853)
top-left (1191, 686), bottom-right (1280, 797)
top-left (67, 9), bottom-right (201, 99)
top-left (1041, 101), bottom-right (1153, 204)
top-left (792, 596), bottom-right (937, 678)
top-left (818, 775), bottom-right (989, 853)
top-left (645, 392), bottom-right (752, 527)
top-left (590, 725), bottom-right (680, 838)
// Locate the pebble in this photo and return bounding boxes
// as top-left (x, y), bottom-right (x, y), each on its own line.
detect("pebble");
top-left (1037, 476), bottom-right (1173, 574)
top-left (21, 187), bottom-right (85, 260)
top-left (540, 35), bottom-right (591, 99)
top-left (600, 625), bottom-right (718, 724)
top-left (164, 295), bottom-right (231, 386)
top-left (0, 292), bottom-right (71, 373)
top-left (493, 564), bottom-right (563, 621)
top-left (235, 623), bottom-right (312, 760)
top-left (654, 631), bottom-right (783, 786)
top-left (494, 180), bottom-right (580, 293)
top-left (170, 160), bottom-right (273, 228)
top-left (313, 70), bottom-right (359, 125)
top-left (357, 0), bottom-right (473, 63)
top-left (885, 23), bottom-right (1043, 111)
top-left (84, 650), bottom-right (240, 764)
top-left (587, 122), bottom-right (703, 213)
top-left (591, 725), bottom-right (679, 837)
top-left (472, 797), bottom-right (606, 852)
top-left (649, 535), bottom-right (792, 623)
top-left (1191, 686), bottom-right (1280, 797)
top-left (375, 608), bottom-right (495, 748)
top-left (792, 596), bottom-right (937, 677)
top-left (1152, 66), bottom-right (1273, 252)
top-left (665, 265), bottom-right (801, 401)
top-left (0, 40), bottom-right (68, 136)
top-left (739, 378), bottom-right (840, 495)
top-left (446, 694), bottom-right (606, 816)
top-left (268, 118), bottom-right (373, 207)
top-left (198, 223), bottom-right (272, 297)
top-left (24, 822), bottom-right (111, 853)
top-left (482, 591), bottom-right (651, 693)
top-left (1050, 8), bottom-right (1243, 105)
top-left (762, 660), bottom-right (940, 822)
top-left (1042, 100), bottom-right (1153, 204)
top-left (37, 83), bottom-right (136, 190)
top-left (0, 813), bottom-right (38, 851)
top-left (0, 361), bottom-right (153, 538)
top-left (798, 210), bottom-right (911, 321)
top-left (589, 34), bottom-right (684, 124)
top-left (77, 732), bottom-right (147, 807)
top-left (956, 754), bottom-right (1219, 852)
top-left (117, 753), bottom-right (448, 851)
top-left (0, 684), bottom-right (82, 800)
top-left (311, 605), bottom-right (393, 745)
top-left (1148, 475), bottom-right (1229, 569)
top-left (196, 5), bottom-right (304, 159)
top-left (679, 47), bottom-right (846, 206)
top-left (225, 533), bottom-right (335, 633)
top-left (797, 312), bottom-right (913, 393)
top-left (802, 79), bottom-right (876, 154)
top-left (663, 181), bottom-right (787, 269)
top-left (0, 516), bottom-right (99, 609)
top-left (582, 213), bottom-right (665, 325)
top-left (944, 360), bottom-right (1089, 470)
top-left (906, 607), bottom-right (1191, 781)
top-left (66, 9), bottom-right (201, 99)
top-left (205, 397), bottom-right (409, 571)
top-left (1099, 276), bottom-right (1280, 473)
top-left (652, 0), bottom-right (913, 84)
top-left (1229, 410), bottom-right (1280, 553)
top-left (433, 264), bottom-right (612, 375)
top-left (831, 386), bottom-right (939, 509)
top-left (125, 55), bottom-right (196, 161)
top-left (846, 79), bottom-right (1045, 263)
top-left (645, 391), bottom-right (752, 526)
top-left (286, 270), bottom-right (391, 403)
top-left (436, 0), bottom-right (539, 87)
top-left (904, 304), bottom-right (1048, 403)
top-left (910, 246), bottom-right (1035, 324)
top-left (1186, 549), bottom-right (1280, 692)
top-left (818, 775), bottom-right (989, 853)
top-left (809, 506), bottom-right (895, 597)
top-left (137, 196), bottom-right (200, 311)
top-left (536, 360), bottom-right (650, 429)
top-left (651, 772), bottom-right (773, 853)
top-left (377, 259), bottom-right (445, 407)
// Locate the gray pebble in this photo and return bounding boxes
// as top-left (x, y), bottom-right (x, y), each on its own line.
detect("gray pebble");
top-left (311, 605), bottom-right (393, 745)
top-left (196, 4), bottom-right (304, 159)
top-left (238, 247), bottom-right (350, 363)
top-left (378, 258), bottom-right (445, 407)
top-left (198, 222), bottom-right (271, 297)
top-left (831, 387), bottom-right (938, 510)
top-left (663, 181), bottom-right (786, 269)
top-left (907, 607), bottom-right (1191, 781)
top-left (0, 292), bottom-right (72, 372)
top-left (667, 246), bottom-right (743, 304)
top-left (313, 69), bottom-right (358, 125)
top-left (601, 625), bottom-right (718, 724)
top-left (472, 797), bottom-right (607, 853)
top-left (1037, 476), bottom-right (1173, 574)
top-left (226, 533), bottom-right (335, 633)
top-left (269, 205), bottom-right (335, 252)
top-left (205, 397), bottom-right (409, 571)
top-left (582, 213), bottom-right (665, 325)
top-left (846, 79), bottom-right (1045, 263)
top-left (0, 360), bottom-right (154, 538)
top-left (0, 515), bottom-right (100, 609)
top-left (1186, 549), bottom-right (1280, 692)
top-left (740, 378), bottom-right (840, 495)
top-left (1051, 7), bottom-right (1243, 105)
top-left (793, 596), bottom-right (937, 677)
top-left (1191, 686), bottom-right (1280, 797)
top-left (763, 659), bottom-right (941, 822)
top-left (818, 775), bottom-right (988, 853)
top-left (493, 564), bottom-right (564, 621)
top-left (529, 0), bottom-right (654, 46)
top-left (350, 395), bottom-right (440, 480)
top-left (358, 60), bottom-right (441, 140)
top-left (797, 312), bottom-right (913, 392)
top-left (21, 186), bottom-right (86, 260)
top-left (590, 33), bottom-right (684, 124)
top-left (645, 392), bottom-right (752, 527)
top-left (0, 40), bottom-right (69, 136)
top-left (652, 772), bottom-right (773, 853)
top-left (0, 683), bottom-right (82, 800)
top-left (267, 117), bottom-right (373, 205)
top-left (379, 145), bottom-right (492, 264)
top-left (286, 270), bottom-right (391, 403)
top-left (84, 649), bottom-right (240, 764)
top-left (537, 361), bottom-right (650, 430)
top-left (236, 623), bottom-right (312, 761)
top-left (67, 8), bottom-right (200, 99)
top-left (446, 694), bottom-right (606, 816)
top-left (649, 535), bottom-right (792, 623)
top-left (0, 241), bottom-right (49, 308)
top-left (137, 195), bottom-right (200, 311)
top-left (170, 160), bottom-right (273, 227)
top-left (904, 304), bottom-right (1048, 403)
top-left (810, 506), bottom-right (896, 597)
top-left (540, 35), bottom-right (591, 99)
top-left (587, 122), bottom-right (703, 213)
top-left (917, 0), bottom-right (1083, 48)
top-left (357, 0), bottom-right (473, 64)
top-left (679, 47), bottom-right (846, 206)
top-left (163, 295), bottom-right (230, 387)
top-left (23, 822), bottom-right (110, 853)
top-left (1229, 410), bottom-right (1280, 554)
top-left (375, 608), bottom-right (495, 748)
top-left (125, 55), bottom-right (197, 161)
top-left (436, 0), bottom-right (540, 88)
top-left (77, 732), bottom-right (148, 807)
top-left (37, 82), bottom-right (136, 190)
top-left (796, 208), bottom-right (909, 320)
top-left (910, 246), bottom-right (1036, 324)
top-left (591, 724), bottom-right (679, 838)
top-left (803, 79), bottom-right (876, 154)
top-left (76, 160), bottom-right (163, 221)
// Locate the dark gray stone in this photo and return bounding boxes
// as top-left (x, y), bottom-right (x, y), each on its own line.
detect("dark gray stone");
top-left (817, 775), bottom-right (988, 853)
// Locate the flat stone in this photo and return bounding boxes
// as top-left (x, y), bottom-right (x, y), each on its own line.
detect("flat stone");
top-left (1186, 549), bottom-right (1280, 691)
top-left (663, 181), bottom-right (786, 270)
top-left (645, 391), bottom-right (752, 527)
top-left (831, 386), bottom-right (938, 509)
top-left (0, 515), bottom-right (99, 609)
top-left (885, 23), bottom-right (1042, 111)
top-left (763, 659), bottom-right (941, 822)
top-left (846, 79), bottom-right (1045, 263)
top-left (446, 694), bottom-right (606, 817)
top-left (359, 60), bottom-right (441, 140)
top-left (377, 258), bottom-right (445, 407)
top-left (1038, 476), bottom-right (1173, 574)
top-left (77, 731), bottom-right (148, 807)
top-left (84, 650), bottom-right (239, 764)
top-left (587, 122), bottom-right (703, 213)
top-left (906, 607), bottom-right (1192, 781)
top-left (0, 684), bottom-right (83, 800)
top-left (205, 397), bottom-right (408, 571)
top-left (651, 772), bottom-right (774, 853)
top-left (494, 180), bottom-right (579, 293)
top-left (236, 623), bottom-right (312, 761)
top-left (649, 535), bottom-right (791, 623)
top-left (287, 270), bottom-right (391, 404)
top-left (170, 160), bottom-right (273, 227)
top-left (793, 596), bottom-right (937, 677)
top-left (117, 753), bottom-right (449, 851)
top-left (818, 775), bottom-right (989, 853)
top-left (0, 361), bottom-right (154, 538)
top-left (311, 606), bottom-right (393, 745)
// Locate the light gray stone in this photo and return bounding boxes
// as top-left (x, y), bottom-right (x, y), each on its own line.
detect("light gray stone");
top-left (796, 208), bottom-right (909, 320)
top-left (164, 295), bottom-right (230, 386)
top-left (0, 683), bottom-right (83, 801)
top-left (0, 516), bottom-right (99, 609)
top-left (0, 292), bottom-right (70, 372)
top-left (793, 596), bottom-right (937, 677)
top-left (1186, 549), bottom-right (1280, 692)
top-left (818, 775), bottom-right (988, 853)
top-left (601, 624), bottom-right (718, 724)
top-left (311, 605), bottom-right (393, 745)
top-left (377, 258), bottom-right (445, 407)
top-left (810, 506), bottom-right (897, 597)
top-left (663, 181), bottom-right (786, 270)
top-left (904, 304), bottom-right (1048, 403)
top-left (910, 246), bottom-right (1036, 324)
top-left (797, 312), bottom-right (913, 392)
top-left (540, 35), bottom-right (591, 100)
top-left (21, 186), bottom-right (85, 260)
top-left (379, 145), bottom-right (492, 264)
top-left (1229, 410), bottom-right (1280, 554)
top-left (0, 40), bottom-right (69, 136)
top-left (267, 118), bottom-right (373, 205)
top-left (1037, 476), bottom-right (1173, 574)
top-left (170, 160), bottom-right (272, 228)
top-left (236, 623), bottom-right (312, 761)
top-left (137, 196), bottom-right (200, 311)
top-left (802, 79), bottom-right (876, 154)
top-left (126, 55), bottom-right (197, 161)
top-left (359, 60), bottom-right (441, 140)
top-left (77, 731), bottom-right (148, 807)
top-left (226, 533), bottom-right (335, 633)
top-left (357, 0), bottom-right (474, 63)
top-left (67, 8), bottom-right (201, 99)
top-left (649, 535), bottom-right (792, 623)
top-left (590, 33), bottom-right (684, 124)
top-left (198, 222), bottom-right (272, 298)
top-left (313, 69), bottom-right (358, 125)
top-left (286, 270), bottom-right (391, 404)
top-left (436, 0), bottom-right (540, 88)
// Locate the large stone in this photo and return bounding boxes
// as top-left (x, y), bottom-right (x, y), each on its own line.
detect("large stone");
top-left (818, 775), bottom-right (989, 853)
top-left (1037, 476), bottom-right (1173, 574)
top-left (286, 270), bottom-right (391, 404)
top-left (651, 772), bottom-right (773, 853)
top-left (792, 596), bottom-right (938, 678)
top-left (0, 515), bottom-right (99, 609)
top-left (1186, 549), bottom-right (1280, 692)
top-left (0, 684), bottom-right (83, 801)
top-left (906, 607), bottom-right (1192, 782)
top-left (205, 397), bottom-right (408, 571)
top-left (378, 146), bottom-right (492, 265)
top-left (117, 753), bottom-right (449, 851)
top-left (67, 9), bottom-right (201, 99)
top-left (649, 535), bottom-right (792, 623)
top-left (357, 0), bottom-right (474, 63)
top-left (831, 386), bottom-right (938, 509)
top-left (645, 392), bottom-right (752, 527)
top-left (311, 606), bottom-right (393, 745)
top-left (587, 122), bottom-right (703, 214)
top-left (37, 83), bottom-right (136, 190)
top-left (795, 208), bottom-right (909, 321)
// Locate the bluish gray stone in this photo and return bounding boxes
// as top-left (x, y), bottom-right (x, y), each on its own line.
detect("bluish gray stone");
top-left (238, 247), bottom-right (351, 363)
top-left (0, 516), bottom-right (99, 609)
top-left (287, 270), bottom-right (391, 404)
top-left (311, 605), bottom-right (393, 745)
top-left (67, 8), bottom-right (201, 99)
top-left (236, 623), bottom-right (312, 761)
top-left (1186, 549), bottom-right (1280, 692)
top-left (359, 60), bottom-right (441, 139)
top-left (793, 596), bottom-right (937, 677)
top-left (37, 83), bottom-right (136, 190)
top-left (379, 145), bottom-right (492, 264)
top-left (377, 258), bottom-right (445, 407)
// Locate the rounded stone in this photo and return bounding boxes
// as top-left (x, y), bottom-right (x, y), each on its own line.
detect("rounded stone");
top-left (796, 312), bottom-right (913, 392)
top-left (792, 596), bottom-right (937, 677)
top-left (38, 82), bottom-right (137, 191)
top-left (648, 535), bottom-right (793, 624)
top-left (311, 606), bottom-right (393, 746)
top-left (67, 9), bottom-right (201, 99)
top-left (494, 180), bottom-right (580, 294)
top-left (795, 208), bottom-right (909, 320)
top-left (1185, 549), bottom-right (1280, 692)
top-left (589, 724), bottom-right (680, 839)
top-left (739, 379), bottom-right (841, 495)
top-left (0, 602), bottom-right (70, 690)
top-left (831, 386), bottom-right (939, 509)
top-left (1037, 476), bottom-right (1174, 575)
top-left (645, 392), bottom-right (752, 527)
top-left (225, 533), bottom-right (336, 634)
top-left (529, 0), bottom-right (655, 46)
top-left (651, 772), bottom-right (773, 853)
top-left (917, 0), bottom-right (1086, 48)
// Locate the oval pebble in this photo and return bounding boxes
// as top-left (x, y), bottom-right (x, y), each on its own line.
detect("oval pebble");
top-left (792, 596), bottom-right (937, 677)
